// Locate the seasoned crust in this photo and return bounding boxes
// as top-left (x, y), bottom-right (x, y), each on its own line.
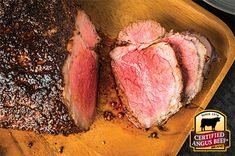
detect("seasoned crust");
top-left (0, 0), bottom-right (81, 134)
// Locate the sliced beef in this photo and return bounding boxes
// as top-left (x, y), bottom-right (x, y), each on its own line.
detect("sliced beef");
top-left (63, 10), bottom-right (100, 130)
top-left (183, 32), bottom-right (217, 78)
top-left (118, 20), bottom-right (165, 46)
top-left (110, 20), bottom-right (216, 128)
top-left (74, 10), bottom-right (100, 49)
top-left (110, 42), bottom-right (183, 128)
top-left (0, 0), bottom-right (99, 134)
top-left (163, 33), bottom-right (207, 103)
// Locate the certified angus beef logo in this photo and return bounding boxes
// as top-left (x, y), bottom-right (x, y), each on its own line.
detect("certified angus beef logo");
top-left (190, 110), bottom-right (231, 152)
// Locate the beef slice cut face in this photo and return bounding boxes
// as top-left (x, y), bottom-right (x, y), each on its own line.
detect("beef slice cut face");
top-left (110, 42), bottom-right (183, 128)
top-left (118, 20), bottom-right (166, 45)
top-left (163, 33), bottom-right (207, 103)
top-left (63, 10), bottom-right (100, 131)
top-left (183, 32), bottom-right (217, 78)
top-left (75, 10), bottom-right (100, 49)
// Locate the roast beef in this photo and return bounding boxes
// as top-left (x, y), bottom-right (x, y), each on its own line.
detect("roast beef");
top-left (163, 33), bottom-right (207, 103)
top-left (63, 10), bottom-right (100, 130)
top-left (110, 21), bottom-right (183, 128)
top-left (183, 32), bottom-right (217, 78)
top-left (110, 20), bottom-right (216, 128)
top-left (0, 0), bottom-right (99, 134)
top-left (117, 20), bottom-right (165, 47)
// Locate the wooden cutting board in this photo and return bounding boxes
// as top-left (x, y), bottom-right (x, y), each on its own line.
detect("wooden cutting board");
top-left (0, 0), bottom-right (234, 156)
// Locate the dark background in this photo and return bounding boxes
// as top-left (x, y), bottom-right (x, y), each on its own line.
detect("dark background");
top-left (178, 1), bottom-right (235, 155)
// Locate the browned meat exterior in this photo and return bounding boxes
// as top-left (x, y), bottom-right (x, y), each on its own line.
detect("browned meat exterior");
top-left (0, 0), bottom-right (99, 134)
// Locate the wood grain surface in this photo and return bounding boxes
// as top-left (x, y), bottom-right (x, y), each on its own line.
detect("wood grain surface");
top-left (0, 0), bottom-right (234, 156)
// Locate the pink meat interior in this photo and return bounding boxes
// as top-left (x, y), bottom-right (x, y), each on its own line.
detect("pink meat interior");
top-left (76, 10), bottom-right (100, 49)
top-left (165, 35), bottom-right (198, 95)
top-left (63, 10), bottom-right (99, 130)
top-left (118, 20), bottom-right (165, 44)
top-left (69, 45), bottom-right (97, 126)
top-left (112, 46), bottom-right (176, 126)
